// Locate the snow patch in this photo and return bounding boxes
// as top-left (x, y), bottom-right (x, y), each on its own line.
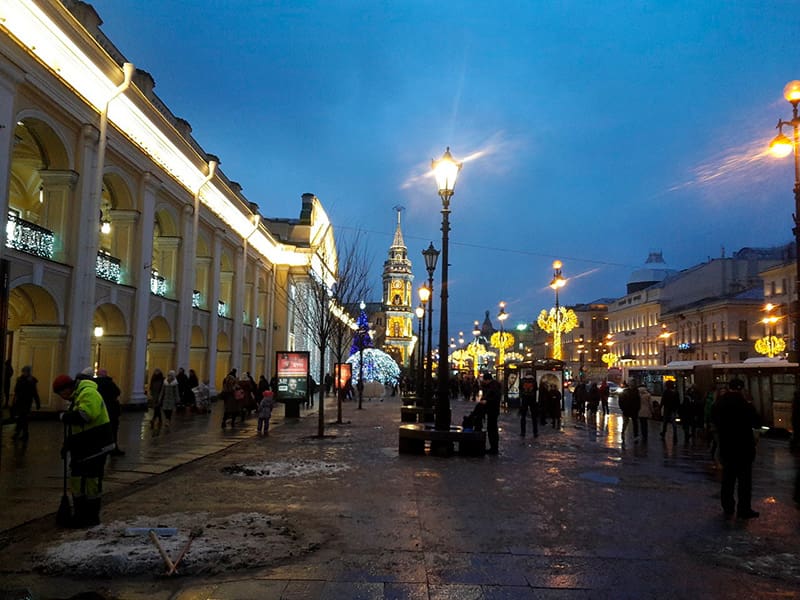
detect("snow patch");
top-left (221, 458), bottom-right (350, 478)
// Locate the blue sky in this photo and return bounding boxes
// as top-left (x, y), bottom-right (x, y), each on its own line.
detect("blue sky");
top-left (91, 1), bottom-right (800, 335)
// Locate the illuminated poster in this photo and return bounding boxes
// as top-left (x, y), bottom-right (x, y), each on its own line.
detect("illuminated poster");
top-left (536, 367), bottom-right (565, 411)
top-left (505, 369), bottom-right (520, 400)
top-left (275, 351), bottom-right (309, 402)
top-left (334, 363), bottom-right (351, 390)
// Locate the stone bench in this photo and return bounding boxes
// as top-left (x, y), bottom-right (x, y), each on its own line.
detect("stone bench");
top-left (400, 405), bottom-right (435, 423)
top-left (398, 423), bottom-right (486, 457)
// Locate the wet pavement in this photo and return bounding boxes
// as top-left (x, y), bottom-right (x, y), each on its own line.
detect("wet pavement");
top-left (1, 396), bottom-right (799, 599)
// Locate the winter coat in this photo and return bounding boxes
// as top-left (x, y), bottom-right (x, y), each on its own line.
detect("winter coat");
top-left (481, 379), bottom-right (502, 416)
top-left (258, 392), bottom-right (276, 419)
top-left (619, 386), bottom-right (640, 418)
top-left (12, 375), bottom-right (40, 415)
top-left (61, 379), bottom-right (113, 462)
top-left (95, 375), bottom-right (121, 420)
top-left (660, 387), bottom-right (680, 416)
top-left (637, 386), bottom-right (652, 418)
top-left (712, 390), bottom-right (759, 463)
top-left (161, 378), bottom-right (179, 411)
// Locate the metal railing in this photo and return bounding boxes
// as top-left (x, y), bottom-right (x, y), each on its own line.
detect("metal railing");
top-left (96, 251), bottom-right (121, 283)
top-left (6, 213), bottom-right (54, 259)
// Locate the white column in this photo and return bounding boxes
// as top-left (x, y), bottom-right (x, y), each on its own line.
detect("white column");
top-left (0, 57), bottom-right (24, 257)
top-left (206, 227), bottom-right (224, 394)
top-left (250, 260), bottom-right (260, 376)
top-left (129, 172), bottom-right (160, 406)
top-left (175, 203), bottom-right (193, 370)
top-left (231, 244), bottom-right (245, 374)
top-left (66, 124), bottom-right (100, 376)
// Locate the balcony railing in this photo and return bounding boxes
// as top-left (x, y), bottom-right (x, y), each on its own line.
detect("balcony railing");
top-left (192, 290), bottom-right (202, 308)
top-left (96, 251), bottom-right (121, 283)
top-left (218, 300), bottom-right (227, 317)
top-left (150, 271), bottom-right (167, 297)
top-left (6, 213), bottom-right (54, 259)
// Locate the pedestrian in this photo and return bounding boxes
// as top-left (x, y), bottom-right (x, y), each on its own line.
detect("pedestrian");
top-left (518, 374), bottom-right (538, 438)
top-left (161, 370), bottom-right (179, 425)
top-left (149, 368), bottom-right (165, 429)
top-left (221, 369), bottom-right (239, 429)
top-left (3, 358), bottom-right (12, 407)
top-left (712, 378), bottom-right (760, 519)
top-left (481, 372), bottom-right (502, 454)
top-left (599, 379), bottom-right (610, 415)
top-left (176, 367), bottom-right (189, 410)
top-left (257, 374), bottom-right (269, 398)
top-left (95, 369), bottom-right (124, 456)
top-left (257, 389), bottom-right (276, 435)
top-left (324, 372), bottom-right (333, 395)
top-left (53, 372), bottom-right (114, 527)
top-left (679, 384), bottom-right (699, 443)
top-left (193, 378), bottom-right (211, 414)
top-left (186, 368), bottom-right (200, 411)
top-left (572, 381), bottom-right (588, 420)
top-left (637, 383), bottom-right (652, 443)
top-left (549, 384), bottom-right (563, 430)
top-left (11, 365), bottom-right (40, 441)
top-left (660, 381), bottom-right (680, 443)
top-left (619, 380), bottom-right (640, 445)
top-left (706, 385), bottom-right (726, 464)
top-left (587, 382), bottom-right (601, 421)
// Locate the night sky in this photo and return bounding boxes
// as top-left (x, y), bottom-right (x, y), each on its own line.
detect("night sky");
top-left (90, 0), bottom-right (800, 336)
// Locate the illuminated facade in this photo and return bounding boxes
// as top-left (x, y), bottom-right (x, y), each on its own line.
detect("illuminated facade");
top-left (378, 209), bottom-right (414, 368)
top-left (0, 1), bottom-right (336, 408)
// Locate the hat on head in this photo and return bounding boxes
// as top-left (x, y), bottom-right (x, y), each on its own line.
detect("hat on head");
top-left (482, 372), bottom-right (492, 381)
top-left (262, 390), bottom-right (273, 397)
top-left (52, 374), bottom-right (74, 393)
top-left (168, 370), bottom-right (176, 377)
top-left (22, 365), bottom-right (31, 374)
top-left (729, 378), bottom-right (745, 390)
top-left (75, 367), bottom-right (94, 380)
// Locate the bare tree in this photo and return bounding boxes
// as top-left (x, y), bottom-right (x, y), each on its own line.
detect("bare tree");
top-left (328, 231), bottom-right (372, 423)
top-left (293, 229), bottom-right (372, 436)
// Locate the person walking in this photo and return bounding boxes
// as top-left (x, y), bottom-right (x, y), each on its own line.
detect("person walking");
top-left (95, 369), bottom-right (124, 456)
top-left (257, 389), bottom-right (276, 436)
top-left (619, 380), bottom-right (640, 445)
top-left (599, 379), bottom-right (610, 416)
top-left (481, 372), bottom-right (502, 454)
top-left (149, 368), bottom-right (165, 429)
top-left (221, 369), bottom-right (239, 429)
top-left (11, 365), bottom-right (40, 441)
top-left (549, 384), bottom-right (563, 430)
top-left (587, 382), bottom-right (601, 423)
top-left (518, 374), bottom-right (538, 438)
top-left (53, 372), bottom-right (114, 527)
top-left (186, 368), bottom-right (200, 411)
top-left (679, 384), bottom-right (700, 443)
top-left (161, 370), bottom-right (179, 426)
top-left (712, 378), bottom-right (760, 519)
top-left (660, 381), bottom-right (680, 443)
top-left (637, 383), bottom-right (653, 443)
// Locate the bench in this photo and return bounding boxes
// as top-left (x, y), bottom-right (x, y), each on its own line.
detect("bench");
top-left (398, 423), bottom-right (486, 457)
top-left (400, 405), bottom-right (435, 423)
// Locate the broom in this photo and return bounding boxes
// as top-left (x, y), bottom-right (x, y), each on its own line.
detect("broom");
top-left (56, 420), bottom-right (72, 527)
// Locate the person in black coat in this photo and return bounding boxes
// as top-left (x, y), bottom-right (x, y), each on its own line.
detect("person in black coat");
top-left (518, 375), bottom-right (538, 438)
top-left (481, 372), bottom-right (502, 454)
top-left (95, 369), bottom-right (124, 455)
top-left (660, 381), bottom-right (680, 442)
top-left (712, 378), bottom-right (760, 519)
top-left (12, 365), bottom-right (40, 441)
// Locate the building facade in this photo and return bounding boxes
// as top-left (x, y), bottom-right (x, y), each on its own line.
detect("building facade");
top-left (0, 1), bottom-right (337, 408)
top-left (377, 210), bottom-right (414, 368)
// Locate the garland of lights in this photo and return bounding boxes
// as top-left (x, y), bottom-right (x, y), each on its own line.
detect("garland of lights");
top-left (755, 335), bottom-right (785, 358)
top-left (346, 347), bottom-right (400, 385)
top-left (465, 340), bottom-right (488, 377)
top-left (537, 306), bottom-right (578, 360)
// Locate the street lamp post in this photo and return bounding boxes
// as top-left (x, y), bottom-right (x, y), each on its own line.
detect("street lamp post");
top-left (422, 245), bottom-right (439, 411)
top-left (537, 260), bottom-right (576, 361)
top-left (659, 329), bottom-right (672, 365)
top-left (769, 80), bottom-right (800, 365)
top-left (415, 303), bottom-right (425, 395)
top-left (432, 148), bottom-right (462, 431)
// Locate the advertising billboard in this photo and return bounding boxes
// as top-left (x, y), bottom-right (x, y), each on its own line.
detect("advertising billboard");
top-left (275, 351), bottom-right (309, 409)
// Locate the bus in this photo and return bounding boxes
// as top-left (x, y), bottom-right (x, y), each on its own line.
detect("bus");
top-left (627, 359), bottom-right (795, 432)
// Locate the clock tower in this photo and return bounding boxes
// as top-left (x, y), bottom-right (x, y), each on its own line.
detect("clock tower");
top-left (381, 208), bottom-right (414, 368)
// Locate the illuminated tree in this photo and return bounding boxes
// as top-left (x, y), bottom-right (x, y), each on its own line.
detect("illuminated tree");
top-left (537, 306), bottom-right (578, 360)
top-left (490, 331), bottom-right (515, 366)
top-left (601, 352), bottom-right (619, 367)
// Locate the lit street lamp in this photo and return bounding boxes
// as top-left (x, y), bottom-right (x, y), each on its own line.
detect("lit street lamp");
top-left (415, 302), bottom-right (425, 394)
top-left (658, 327), bottom-right (673, 365)
top-left (422, 244), bottom-right (439, 411)
top-left (537, 260), bottom-right (577, 360)
top-left (769, 80), bottom-right (800, 365)
top-left (432, 147), bottom-right (462, 431)
top-left (93, 326), bottom-right (104, 375)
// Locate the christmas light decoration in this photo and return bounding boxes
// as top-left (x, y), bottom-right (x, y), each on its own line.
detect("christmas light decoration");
top-left (755, 335), bottom-right (785, 358)
top-left (346, 348), bottom-right (400, 385)
top-left (601, 352), bottom-right (618, 367)
top-left (465, 340), bottom-right (488, 377)
top-left (490, 331), bottom-right (515, 366)
top-left (537, 306), bottom-right (577, 360)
